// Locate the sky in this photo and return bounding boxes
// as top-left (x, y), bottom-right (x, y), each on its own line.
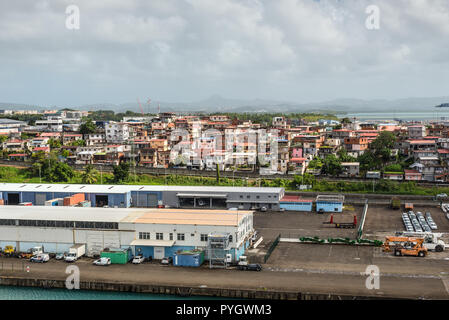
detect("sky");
top-left (0, 0), bottom-right (449, 108)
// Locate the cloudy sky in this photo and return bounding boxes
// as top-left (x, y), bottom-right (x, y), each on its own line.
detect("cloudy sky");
top-left (0, 0), bottom-right (449, 107)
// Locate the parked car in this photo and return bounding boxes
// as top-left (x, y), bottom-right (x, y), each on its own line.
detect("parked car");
top-left (132, 255), bottom-right (146, 264)
top-left (161, 257), bottom-right (173, 265)
top-left (55, 252), bottom-right (67, 260)
top-left (239, 263), bottom-right (262, 271)
top-left (260, 207), bottom-right (267, 212)
top-left (93, 257), bottom-right (111, 266)
top-left (30, 253), bottom-right (50, 263)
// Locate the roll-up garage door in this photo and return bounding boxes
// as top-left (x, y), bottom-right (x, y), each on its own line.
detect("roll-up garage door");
top-left (35, 193), bottom-right (47, 205)
top-left (148, 194), bottom-right (158, 207)
top-left (137, 193), bottom-right (147, 207)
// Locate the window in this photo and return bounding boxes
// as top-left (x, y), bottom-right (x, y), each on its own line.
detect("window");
top-left (247, 195), bottom-right (250, 199)
top-left (200, 234), bottom-right (208, 242)
top-left (229, 235), bottom-right (233, 242)
top-left (177, 233), bottom-right (185, 241)
top-left (139, 232), bottom-right (150, 240)
top-left (169, 233), bottom-right (173, 240)
top-left (256, 195), bottom-right (260, 199)
top-left (240, 195), bottom-right (243, 199)
top-left (156, 233), bottom-right (163, 240)
top-left (191, 233), bottom-right (195, 237)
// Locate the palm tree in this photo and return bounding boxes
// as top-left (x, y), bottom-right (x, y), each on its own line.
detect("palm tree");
top-left (81, 164), bottom-right (98, 184)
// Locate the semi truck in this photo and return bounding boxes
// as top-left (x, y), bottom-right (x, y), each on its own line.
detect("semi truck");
top-left (65, 244), bottom-right (86, 262)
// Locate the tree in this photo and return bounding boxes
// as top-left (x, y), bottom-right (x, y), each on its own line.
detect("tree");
top-left (31, 155), bottom-right (74, 182)
top-left (370, 131), bottom-right (396, 163)
top-left (341, 117), bottom-right (352, 124)
top-left (70, 139), bottom-right (86, 147)
top-left (81, 164), bottom-right (98, 184)
top-left (112, 161), bottom-right (130, 183)
top-left (0, 135), bottom-right (8, 144)
top-left (307, 157), bottom-right (323, 169)
top-left (48, 138), bottom-right (61, 149)
top-left (79, 119), bottom-right (97, 135)
top-left (357, 150), bottom-right (378, 171)
top-left (322, 154), bottom-right (342, 176)
top-left (337, 148), bottom-right (356, 162)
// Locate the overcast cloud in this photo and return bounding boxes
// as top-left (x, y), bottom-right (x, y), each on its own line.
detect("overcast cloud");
top-left (0, 0), bottom-right (448, 107)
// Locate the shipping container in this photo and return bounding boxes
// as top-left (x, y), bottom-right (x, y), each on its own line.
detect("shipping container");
top-left (100, 247), bottom-right (132, 264)
top-left (173, 250), bottom-right (205, 267)
top-left (63, 193), bottom-right (85, 206)
top-left (45, 198), bottom-right (62, 206)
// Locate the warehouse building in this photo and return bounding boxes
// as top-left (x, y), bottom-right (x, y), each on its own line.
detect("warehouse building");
top-left (0, 206), bottom-right (253, 262)
top-left (315, 194), bottom-right (345, 213)
top-left (279, 195), bottom-right (313, 211)
top-left (0, 183), bottom-right (284, 211)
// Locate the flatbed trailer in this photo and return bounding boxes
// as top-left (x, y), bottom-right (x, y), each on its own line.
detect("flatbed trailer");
top-left (322, 214), bottom-right (357, 229)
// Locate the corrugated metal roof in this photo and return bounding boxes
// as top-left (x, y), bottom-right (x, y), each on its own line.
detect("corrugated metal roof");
top-left (0, 183), bottom-right (283, 194)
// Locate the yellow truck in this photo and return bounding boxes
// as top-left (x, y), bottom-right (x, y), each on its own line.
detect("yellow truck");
top-left (3, 245), bottom-right (15, 256)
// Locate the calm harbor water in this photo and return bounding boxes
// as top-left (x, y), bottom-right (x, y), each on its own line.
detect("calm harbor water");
top-left (0, 285), bottom-right (216, 300)
top-left (344, 112), bottom-right (449, 121)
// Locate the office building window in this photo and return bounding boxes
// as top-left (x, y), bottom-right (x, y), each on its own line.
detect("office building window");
top-left (200, 234), bottom-right (208, 242)
top-left (156, 233), bottom-right (163, 240)
top-left (177, 233), bottom-right (185, 241)
top-left (139, 232), bottom-right (150, 240)
top-left (169, 233), bottom-right (173, 240)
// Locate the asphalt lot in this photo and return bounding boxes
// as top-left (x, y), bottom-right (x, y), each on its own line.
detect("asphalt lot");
top-left (253, 208), bottom-right (363, 243)
top-left (0, 256), bottom-right (448, 299)
top-left (364, 205), bottom-right (449, 234)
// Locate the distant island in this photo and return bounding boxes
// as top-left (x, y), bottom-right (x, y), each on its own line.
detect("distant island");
top-left (435, 103), bottom-right (449, 108)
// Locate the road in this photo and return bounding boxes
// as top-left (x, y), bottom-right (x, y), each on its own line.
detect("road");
top-left (0, 257), bottom-right (448, 299)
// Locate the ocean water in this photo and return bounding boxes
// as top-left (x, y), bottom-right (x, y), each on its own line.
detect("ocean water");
top-left (0, 286), bottom-right (218, 300)
top-left (344, 112), bottom-right (449, 121)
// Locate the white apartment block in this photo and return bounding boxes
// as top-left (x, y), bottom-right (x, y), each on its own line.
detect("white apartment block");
top-left (35, 117), bottom-right (63, 132)
top-left (105, 122), bottom-right (130, 143)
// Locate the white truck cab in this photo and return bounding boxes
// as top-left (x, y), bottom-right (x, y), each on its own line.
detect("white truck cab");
top-left (396, 231), bottom-right (446, 252)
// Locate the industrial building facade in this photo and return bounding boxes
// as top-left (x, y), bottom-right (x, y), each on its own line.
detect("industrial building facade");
top-left (0, 206), bottom-right (253, 262)
top-left (0, 183), bottom-right (284, 211)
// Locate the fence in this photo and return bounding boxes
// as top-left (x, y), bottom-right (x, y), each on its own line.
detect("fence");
top-left (357, 199), bottom-right (369, 240)
top-left (0, 261), bottom-right (26, 272)
top-left (263, 234), bottom-right (281, 263)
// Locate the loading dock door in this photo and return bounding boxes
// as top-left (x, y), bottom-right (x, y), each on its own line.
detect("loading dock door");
top-left (148, 194), bottom-right (158, 207)
top-left (154, 247), bottom-right (164, 259)
top-left (35, 193), bottom-right (47, 206)
top-left (8, 193), bottom-right (19, 205)
top-left (137, 193), bottom-right (147, 207)
top-left (95, 195), bottom-right (109, 207)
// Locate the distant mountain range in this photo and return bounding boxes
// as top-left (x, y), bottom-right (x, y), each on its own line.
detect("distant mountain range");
top-left (1, 95), bottom-right (449, 114)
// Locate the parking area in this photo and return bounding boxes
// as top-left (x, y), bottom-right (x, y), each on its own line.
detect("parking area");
top-left (253, 207), bottom-right (364, 242)
top-left (364, 205), bottom-right (449, 235)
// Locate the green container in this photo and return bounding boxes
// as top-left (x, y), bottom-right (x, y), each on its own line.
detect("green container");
top-left (100, 249), bottom-right (129, 264)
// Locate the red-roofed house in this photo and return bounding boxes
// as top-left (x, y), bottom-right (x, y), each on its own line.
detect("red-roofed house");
top-left (404, 169), bottom-right (422, 181)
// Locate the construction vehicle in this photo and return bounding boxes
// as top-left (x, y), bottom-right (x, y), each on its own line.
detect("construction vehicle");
top-left (3, 245), bottom-right (15, 257)
top-left (395, 231), bottom-right (446, 252)
top-left (323, 214), bottom-right (357, 229)
top-left (17, 246), bottom-right (43, 259)
top-left (383, 236), bottom-right (427, 257)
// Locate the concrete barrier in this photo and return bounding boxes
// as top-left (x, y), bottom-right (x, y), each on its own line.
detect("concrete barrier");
top-left (0, 276), bottom-right (397, 300)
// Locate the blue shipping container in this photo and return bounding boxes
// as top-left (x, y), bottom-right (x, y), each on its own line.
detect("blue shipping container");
top-left (173, 251), bottom-right (204, 267)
